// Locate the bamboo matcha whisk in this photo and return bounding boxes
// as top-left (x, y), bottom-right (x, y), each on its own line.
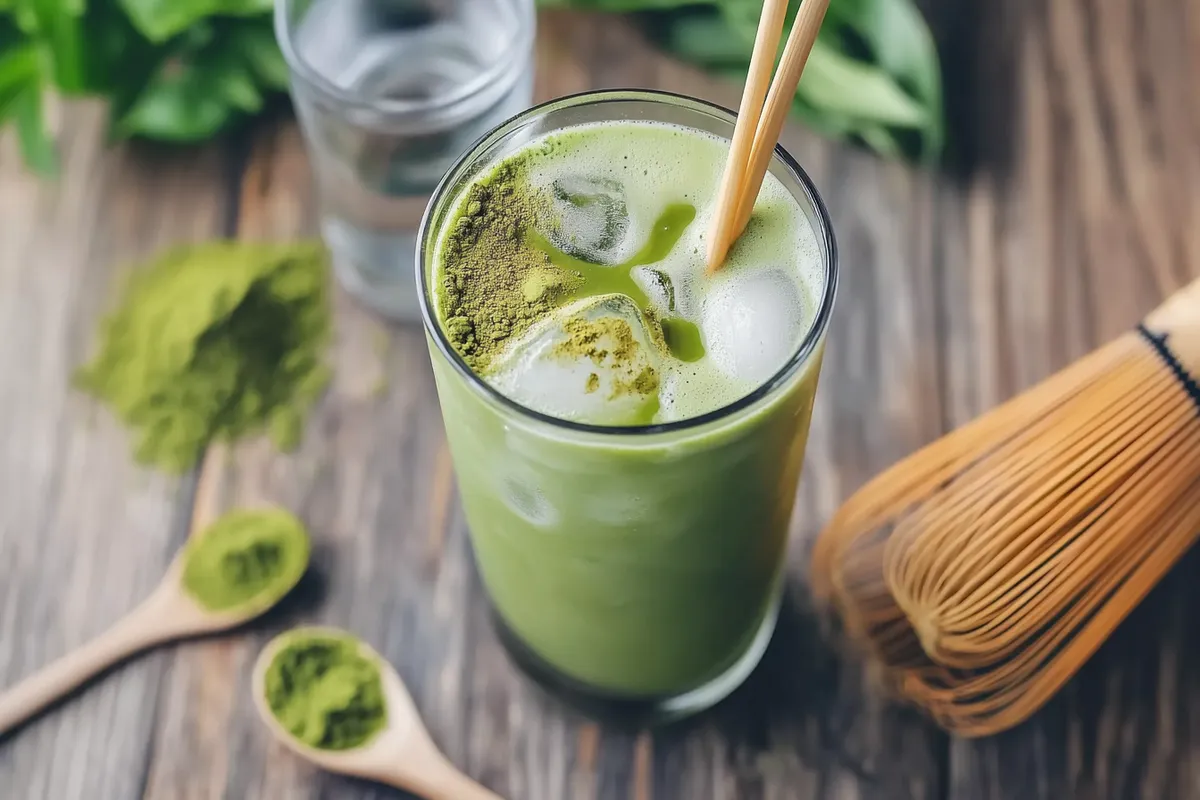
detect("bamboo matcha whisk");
top-left (812, 279), bottom-right (1200, 738)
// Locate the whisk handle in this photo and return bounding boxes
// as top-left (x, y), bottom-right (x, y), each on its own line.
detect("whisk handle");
top-left (1143, 278), bottom-right (1200, 375)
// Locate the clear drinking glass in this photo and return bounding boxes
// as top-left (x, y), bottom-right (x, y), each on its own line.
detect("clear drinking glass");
top-left (275, 0), bottom-right (536, 322)
top-left (418, 91), bottom-right (838, 724)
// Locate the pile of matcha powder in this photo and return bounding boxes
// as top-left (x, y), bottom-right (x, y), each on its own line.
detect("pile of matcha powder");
top-left (76, 242), bottom-right (331, 473)
top-left (182, 509), bottom-right (311, 614)
top-left (438, 157), bottom-right (581, 372)
top-left (264, 631), bottom-right (388, 751)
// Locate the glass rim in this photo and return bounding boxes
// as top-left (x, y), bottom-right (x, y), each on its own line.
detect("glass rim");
top-left (273, 0), bottom-right (536, 119)
top-left (417, 88), bottom-right (839, 438)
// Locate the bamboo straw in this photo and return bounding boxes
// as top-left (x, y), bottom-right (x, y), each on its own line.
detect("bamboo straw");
top-left (705, 0), bottom-right (832, 274)
top-left (728, 0), bottom-right (831, 242)
top-left (704, 0), bottom-right (789, 274)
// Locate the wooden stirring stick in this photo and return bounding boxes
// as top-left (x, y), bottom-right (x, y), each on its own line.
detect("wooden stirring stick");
top-left (729, 0), bottom-right (832, 240)
top-left (706, 0), bottom-right (832, 274)
top-left (704, 0), bottom-right (789, 273)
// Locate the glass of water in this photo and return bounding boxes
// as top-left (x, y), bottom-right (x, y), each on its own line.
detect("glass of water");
top-left (275, 0), bottom-right (537, 322)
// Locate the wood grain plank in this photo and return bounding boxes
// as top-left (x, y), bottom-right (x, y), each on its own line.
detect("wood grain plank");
top-left (0, 101), bottom-right (231, 799)
top-left (943, 0), bottom-right (1200, 797)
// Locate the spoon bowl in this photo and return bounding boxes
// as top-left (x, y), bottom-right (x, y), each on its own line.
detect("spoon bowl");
top-left (0, 508), bottom-right (309, 736)
top-left (252, 627), bottom-right (502, 800)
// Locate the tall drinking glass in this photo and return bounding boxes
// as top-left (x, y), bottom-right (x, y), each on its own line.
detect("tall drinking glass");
top-left (276, 0), bottom-right (536, 322)
top-left (418, 91), bottom-right (838, 723)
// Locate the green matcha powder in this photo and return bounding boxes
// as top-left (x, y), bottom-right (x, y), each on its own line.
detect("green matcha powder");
top-left (436, 145), bottom-right (707, 397)
top-left (555, 316), bottom-right (660, 400)
top-left (438, 159), bottom-right (581, 372)
top-left (182, 508), bottom-right (311, 613)
top-left (264, 632), bottom-right (388, 751)
top-left (76, 242), bottom-right (332, 473)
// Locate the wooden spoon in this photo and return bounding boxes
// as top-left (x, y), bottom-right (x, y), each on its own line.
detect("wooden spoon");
top-left (252, 627), bottom-right (502, 799)
top-left (0, 541), bottom-right (303, 736)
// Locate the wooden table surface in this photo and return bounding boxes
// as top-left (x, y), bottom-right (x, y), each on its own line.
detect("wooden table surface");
top-left (2, 2), bottom-right (1198, 798)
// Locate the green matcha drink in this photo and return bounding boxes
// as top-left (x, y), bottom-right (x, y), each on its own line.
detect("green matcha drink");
top-left (418, 91), bottom-right (836, 719)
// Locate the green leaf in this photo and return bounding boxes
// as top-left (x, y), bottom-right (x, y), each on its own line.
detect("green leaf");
top-left (115, 68), bottom-right (233, 141)
top-left (827, 0), bottom-right (934, 90)
top-left (226, 20), bottom-right (289, 90)
top-left (692, 0), bottom-right (941, 161)
top-left (715, 0), bottom-right (770, 44)
top-left (791, 96), bottom-right (860, 140)
top-left (797, 36), bottom-right (928, 129)
top-left (77, 7), bottom-right (167, 99)
top-left (0, 41), bottom-right (39, 97)
top-left (212, 53), bottom-right (263, 112)
top-left (0, 0), bottom-right (97, 94)
top-left (858, 124), bottom-right (905, 159)
top-left (663, 13), bottom-right (754, 66)
top-left (117, 0), bottom-right (273, 43)
top-left (12, 83), bottom-right (57, 175)
top-left (6, 0), bottom-right (84, 33)
top-left (825, 0), bottom-right (943, 159)
top-left (112, 23), bottom-right (275, 141)
top-left (42, 13), bottom-right (89, 93)
top-left (6, 0), bottom-right (42, 34)
top-left (114, 49), bottom-right (233, 141)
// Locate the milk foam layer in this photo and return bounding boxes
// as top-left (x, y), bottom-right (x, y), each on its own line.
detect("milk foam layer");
top-left (433, 120), bottom-right (825, 425)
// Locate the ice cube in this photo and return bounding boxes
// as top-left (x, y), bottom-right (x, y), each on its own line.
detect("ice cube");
top-left (702, 270), bottom-right (805, 385)
top-left (633, 267), bottom-right (676, 313)
top-left (489, 295), bottom-right (662, 425)
top-left (538, 174), bottom-right (634, 265)
top-left (500, 472), bottom-right (558, 526)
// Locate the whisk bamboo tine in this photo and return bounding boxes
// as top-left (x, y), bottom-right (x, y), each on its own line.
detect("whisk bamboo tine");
top-left (814, 334), bottom-right (1140, 585)
top-left (913, 478), bottom-right (1200, 737)
top-left (813, 278), bottom-right (1200, 737)
top-left (896, 387), bottom-right (1195, 657)
top-left (927, 401), bottom-right (1193, 630)
top-left (903, 381), bottom-right (1188, 618)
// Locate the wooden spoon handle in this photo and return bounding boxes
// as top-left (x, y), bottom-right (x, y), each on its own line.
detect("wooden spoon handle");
top-left (380, 751), bottom-right (505, 800)
top-left (0, 597), bottom-right (171, 735)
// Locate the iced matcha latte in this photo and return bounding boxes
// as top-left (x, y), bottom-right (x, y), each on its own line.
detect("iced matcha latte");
top-left (418, 91), bottom-right (836, 719)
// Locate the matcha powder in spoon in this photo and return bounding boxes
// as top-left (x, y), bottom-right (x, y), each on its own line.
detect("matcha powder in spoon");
top-left (264, 631), bottom-right (388, 751)
top-left (182, 508), bottom-right (311, 614)
top-left (75, 242), bottom-right (332, 473)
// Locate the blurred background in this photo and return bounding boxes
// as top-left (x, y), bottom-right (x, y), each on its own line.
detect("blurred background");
top-left (1, 1), bottom-right (1197, 798)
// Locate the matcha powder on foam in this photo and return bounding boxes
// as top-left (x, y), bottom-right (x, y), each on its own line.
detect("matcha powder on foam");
top-left (76, 242), bottom-right (331, 473)
top-left (436, 146), bottom-right (667, 407)
top-left (437, 157), bottom-right (582, 372)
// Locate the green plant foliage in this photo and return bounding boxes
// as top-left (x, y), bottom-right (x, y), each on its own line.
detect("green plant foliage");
top-left (0, 0), bottom-right (943, 174)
